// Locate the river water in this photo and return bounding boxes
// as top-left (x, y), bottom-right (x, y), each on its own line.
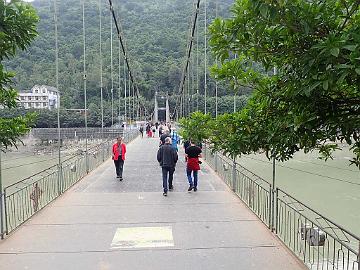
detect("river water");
top-left (238, 148), bottom-right (360, 236)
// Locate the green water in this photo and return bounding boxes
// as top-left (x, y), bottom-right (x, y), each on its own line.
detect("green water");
top-left (238, 149), bottom-right (360, 236)
top-left (1, 152), bottom-right (59, 187)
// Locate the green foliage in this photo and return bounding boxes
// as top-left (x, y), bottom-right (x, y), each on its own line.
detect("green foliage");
top-left (209, 0), bottom-right (360, 167)
top-left (5, 0), bottom-right (234, 109)
top-left (0, 0), bottom-right (39, 149)
top-left (179, 112), bottom-right (212, 145)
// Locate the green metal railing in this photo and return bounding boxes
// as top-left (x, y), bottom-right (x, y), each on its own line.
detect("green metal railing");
top-left (203, 144), bottom-right (360, 270)
top-left (0, 130), bottom-right (138, 237)
top-left (203, 147), bottom-right (272, 227)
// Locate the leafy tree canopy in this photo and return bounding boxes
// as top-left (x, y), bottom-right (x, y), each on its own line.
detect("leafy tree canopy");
top-left (0, 0), bottom-right (38, 149)
top-left (208, 0), bottom-right (360, 167)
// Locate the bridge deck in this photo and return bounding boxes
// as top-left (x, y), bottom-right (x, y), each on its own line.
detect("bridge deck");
top-left (0, 137), bottom-right (306, 270)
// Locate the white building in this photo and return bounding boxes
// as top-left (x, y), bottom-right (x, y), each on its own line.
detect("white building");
top-left (17, 85), bottom-right (59, 110)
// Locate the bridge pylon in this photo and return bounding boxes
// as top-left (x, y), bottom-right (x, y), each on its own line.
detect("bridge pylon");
top-left (153, 92), bottom-right (171, 123)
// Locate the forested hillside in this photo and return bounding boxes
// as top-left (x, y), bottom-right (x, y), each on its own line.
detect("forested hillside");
top-left (6, 0), bottom-right (235, 110)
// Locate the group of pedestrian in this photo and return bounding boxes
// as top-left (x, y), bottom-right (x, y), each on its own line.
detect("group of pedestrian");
top-left (112, 130), bottom-right (202, 197)
top-left (157, 137), bottom-right (202, 196)
top-left (140, 122), bottom-right (172, 138)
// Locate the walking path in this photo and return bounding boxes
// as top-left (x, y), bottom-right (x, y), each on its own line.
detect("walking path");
top-left (0, 136), bottom-right (306, 270)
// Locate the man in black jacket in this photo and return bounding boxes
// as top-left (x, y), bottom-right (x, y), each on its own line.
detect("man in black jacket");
top-left (157, 137), bottom-right (178, 196)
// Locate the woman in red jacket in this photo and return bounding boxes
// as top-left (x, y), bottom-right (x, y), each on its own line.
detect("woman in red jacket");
top-left (112, 137), bottom-right (127, 181)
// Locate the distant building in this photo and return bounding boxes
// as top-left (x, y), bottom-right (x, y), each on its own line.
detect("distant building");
top-left (17, 85), bottom-right (59, 110)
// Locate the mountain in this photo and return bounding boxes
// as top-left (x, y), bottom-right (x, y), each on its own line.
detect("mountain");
top-left (6, 0), bottom-right (235, 109)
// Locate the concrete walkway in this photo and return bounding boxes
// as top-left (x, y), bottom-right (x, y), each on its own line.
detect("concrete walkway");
top-left (0, 137), bottom-right (306, 270)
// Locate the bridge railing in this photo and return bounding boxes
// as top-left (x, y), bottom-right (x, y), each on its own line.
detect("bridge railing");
top-left (203, 144), bottom-right (360, 270)
top-left (31, 127), bottom-right (126, 141)
top-left (0, 130), bottom-right (138, 237)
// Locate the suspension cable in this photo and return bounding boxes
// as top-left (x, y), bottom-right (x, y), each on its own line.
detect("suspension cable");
top-left (128, 71), bottom-right (132, 122)
top-left (176, 0), bottom-right (201, 119)
top-left (204, 0), bottom-right (207, 114)
top-left (187, 56), bottom-right (191, 115)
top-left (110, 8), bottom-right (114, 126)
top-left (196, 9), bottom-right (199, 112)
top-left (215, 0), bottom-right (218, 118)
top-left (82, 0), bottom-right (88, 172)
top-left (124, 57), bottom-right (127, 122)
top-left (132, 81), bottom-right (135, 121)
top-left (53, 0), bottom-right (62, 194)
top-left (118, 10), bottom-right (122, 126)
top-left (191, 44), bottom-right (195, 112)
top-left (108, 0), bottom-right (147, 121)
top-left (99, 0), bottom-right (104, 133)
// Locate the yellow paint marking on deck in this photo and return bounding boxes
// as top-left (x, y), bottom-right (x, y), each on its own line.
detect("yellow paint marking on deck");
top-left (111, 226), bottom-right (174, 249)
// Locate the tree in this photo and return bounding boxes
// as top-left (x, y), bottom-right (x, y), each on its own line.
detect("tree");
top-left (0, 0), bottom-right (39, 149)
top-left (179, 112), bottom-right (212, 145)
top-left (5, 0), bottom-right (235, 112)
top-left (209, 0), bottom-right (360, 167)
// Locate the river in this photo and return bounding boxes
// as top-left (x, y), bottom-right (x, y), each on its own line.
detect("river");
top-left (238, 148), bottom-right (360, 236)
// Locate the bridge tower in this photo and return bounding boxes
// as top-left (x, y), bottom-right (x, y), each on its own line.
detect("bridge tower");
top-left (153, 92), bottom-right (170, 123)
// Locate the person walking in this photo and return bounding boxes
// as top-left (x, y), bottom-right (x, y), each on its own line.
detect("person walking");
top-left (152, 125), bottom-right (156, 138)
top-left (170, 128), bottom-right (180, 152)
top-left (139, 125), bottom-right (144, 138)
top-left (146, 123), bottom-right (151, 137)
top-left (157, 137), bottom-right (178, 196)
top-left (185, 140), bottom-right (202, 192)
top-left (160, 130), bottom-right (171, 146)
top-left (112, 137), bottom-right (127, 181)
top-left (159, 125), bottom-right (163, 137)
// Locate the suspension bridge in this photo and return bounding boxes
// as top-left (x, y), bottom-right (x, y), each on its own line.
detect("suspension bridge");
top-left (0, 1), bottom-right (359, 270)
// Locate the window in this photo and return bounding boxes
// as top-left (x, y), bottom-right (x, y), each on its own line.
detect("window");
top-left (34, 89), bottom-right (39, 94)
top-left (43, 102), bottom-right (47, 107)
top-left (20, 96), bottom-right (25, 101)
top-left (43, 96), bottom-right (47, 101)
top-left (36, 96), bottom-right (39, 100)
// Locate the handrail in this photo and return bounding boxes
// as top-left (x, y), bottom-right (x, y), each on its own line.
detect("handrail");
top-left (277, 187), bottom-right (360, 242)
top-left (4, 130), bottom-right (135, 189)
top-left (203, 143), bottom-right (359, 270)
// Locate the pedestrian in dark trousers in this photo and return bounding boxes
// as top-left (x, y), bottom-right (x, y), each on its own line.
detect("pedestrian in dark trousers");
top-left (159, 130), bottom-right (171, 146)
top-left (185, 141), bottom-right (202, 192)
top-left (112, 137), bottom-right (127, 181)
top-left (157, 137), bottom-right (178, 196)
top-left (139, 126), bottom-right (144, 138)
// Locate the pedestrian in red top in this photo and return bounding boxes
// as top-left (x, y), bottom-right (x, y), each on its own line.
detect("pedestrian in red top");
top-left (185, 140), bottom-right (202, 192)
top-left (112, 137), bottom-right (127, 181)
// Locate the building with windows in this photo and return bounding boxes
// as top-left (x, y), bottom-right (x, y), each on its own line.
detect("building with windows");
top-left (17, 85), bottom-right (59, 110)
